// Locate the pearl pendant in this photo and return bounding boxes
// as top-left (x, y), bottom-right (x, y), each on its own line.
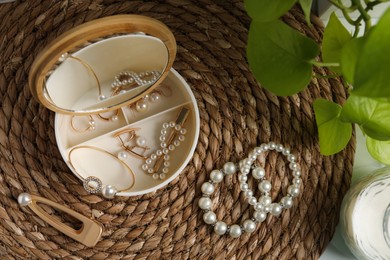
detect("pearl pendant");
top-left (136, 99), bottom-right (149, 112)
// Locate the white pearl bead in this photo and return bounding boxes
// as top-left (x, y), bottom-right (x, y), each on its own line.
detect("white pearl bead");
top-left (164, 161), bottom-right (170, 167)
top-left (174, 140), bottom-right (181, 146)
top-left (146, 158), bottom-right (152, 164)
top-left (243, 158), bottom-right (252, 166)
top-left (178, 135), bottom-right (185, 142)
top-left (260, 143), bottom-right (269, 151)
top-left (118, 151), bottom-right (128, 160)
top-left (254, 203), bottom-right (264, 212)
top-left (148, 168), bottom-right (154, 174)
top-left (254, 211), bottom-right (267, 222)
top-left (18, 193), bottom-right (32, 206)
top-left (238, 174), bottom-right (247, 182)
top-left (252, 167), bottom-right (265, 179)
top-left (240, 166), bottom-right (250, 175)
top-left (287, 154), bottom-right (296, 162)
top-left (214, 221), bottom-right (228, 235)
top-left (162, 167), bottom-right (169, 173)
top-left (249, 152), bottom-right (257, 160)
top-left (229, 224), bottom-right (242, 238)
top-left (243, 219), bottom-right (256, 233)
top-left (259, 180), bottom-right (272, 193)
top-left (102, 185), bottom-right (117, 199)
top-left (163, 123), bottom-right (169, 129)
top-left (270, 203), bottom-right (283, 216)
top-left (164, 154), bottom-right (170, 160)
top-left (245, 190), bottom-right (253, 198)
top-left (289, 162), bottom-right (299, 170)
top-left (136, 136), bottom-right (147, 147)
top-left (293, 170), bottom-right (301, 177)
top-left (223, 162), bottom-right (237, 175)
top-left (156, 150), bottom-right (163, 156)
top-left (98, 94), bottom-right (106, 101)
top-left (142, 164), bottom-right (148, 170)
top-left (153, 173), bottom-right (159, 179)
top-left (198, 197), bottom-right (212, 210)
top-left (203, 211), bottom-right (217, 224)
top-left (169, 121), bottom-right (175, 127)
top-left (259, 196), bottom-right (272, 206)
top-left (161, 129), bottom-right (167, 135)
top-left (282, 148), bottom-right (290, 156)
top-left (151, 154), bottom-right (157, 160)
top-left (249, 197), bottom-right (257, 205)
top-left (210, 170), bottom-right (224, 183)
top-left (111, 115), bottom-right (119, 121)
top-left (288, 185), bottom-right (300, 197)
top-left (201, 182), bottom-right (215, 195)
top-left (254, 147), bottom-right (262, 154)
top-left (174, 124), bottom-right (182, 131)
top-left (264, 205), bottom-right (271, 213)
top-left (160, 135), bottom-right (166, 142)
top-left (136, 100), bottom-right (149, 112)
top-left (281, 196), bottom-right (293, 209)
top-left (268, 142), bottom-right (276, 150)
top-left (240, 183), bottom-right (249, 191)
top-left (276, 144), bottom-right (284, 152)
top-left (293, 178), bottom-right (301, 185)
top-left (149, 92), bottom-right (160, 103)
top-left (168, 145), bottom-right (175, 151)
top-left (180, 128), bottom-right (187, 134)
top-left (159, 173), bottom-right (166, 179)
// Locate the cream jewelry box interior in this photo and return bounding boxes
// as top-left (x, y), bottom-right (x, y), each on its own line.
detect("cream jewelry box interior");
top-left (28, 15), bottom-right (200, 198)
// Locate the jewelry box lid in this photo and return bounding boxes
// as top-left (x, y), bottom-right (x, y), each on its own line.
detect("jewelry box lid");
top-left (29, 15), bottom-right (177, 115)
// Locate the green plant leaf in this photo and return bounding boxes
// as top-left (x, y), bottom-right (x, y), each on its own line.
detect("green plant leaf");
top-left (299, 0), bottom-right (313, 25)
top-left (313, 99), bottom-right (352, 155)
top-left (340, 95), bottom-right (390, 140)
top-left (244, 0), bottom-right (297, 22)
top-left (247, 19), bottom-right (320, 96)
top-left (353, 8), bottom-right (390, 97)
top-left (322, 13), bottom-right (352, 73)
top-left (340, 37), bottom-right (366, 83)
top-left (366, 137), bottom-right (390, 165)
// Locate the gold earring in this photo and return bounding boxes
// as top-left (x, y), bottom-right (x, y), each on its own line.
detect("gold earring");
top-left (97, 109), bottom-right (120, 122)
top-left (68, 146), bottom-right (135, 198)
top-left (70, 115), bottom-right (96, 132)
top-left (114, 128), bottom-right (149, 160)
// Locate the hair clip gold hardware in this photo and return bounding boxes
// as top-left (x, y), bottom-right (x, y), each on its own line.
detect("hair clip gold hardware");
top-left (114, 128), bottom-right (149, 160)
top-left (18, 193), bottom-right (103, 247)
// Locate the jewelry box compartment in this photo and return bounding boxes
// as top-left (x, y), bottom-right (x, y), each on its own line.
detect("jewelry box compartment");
top-left (55, 69), bottom-right (200, 196)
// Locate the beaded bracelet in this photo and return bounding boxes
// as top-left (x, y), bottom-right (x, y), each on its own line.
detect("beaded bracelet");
top-left (199, 142), bottom-right (302, 238)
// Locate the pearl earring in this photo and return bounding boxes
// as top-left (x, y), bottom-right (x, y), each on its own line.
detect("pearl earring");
top-left (114, 128), bottom-right (149, 160)
top-left (70, 115), bottom-right (96, 132)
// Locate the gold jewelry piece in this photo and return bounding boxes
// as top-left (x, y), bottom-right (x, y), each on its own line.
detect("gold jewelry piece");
top-left (97, 109), bottom-right (120, 122)
top-left (70, 115), bottom-right (96, 132)
top-left (128, 85), bottom-right (172, 113)
top-left (68, 146), bottom-right (135, 198)
top-left (18, 193), bottom-right (103, 247)
top-left (114, 128), bottom-right (149, 160)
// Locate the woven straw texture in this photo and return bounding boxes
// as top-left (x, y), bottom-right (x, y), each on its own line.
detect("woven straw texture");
top-left (0, 1), bottom-right (355, 259)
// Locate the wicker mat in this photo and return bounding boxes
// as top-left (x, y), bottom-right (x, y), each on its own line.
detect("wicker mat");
top-left (0, 1), bottom-right (355, 259)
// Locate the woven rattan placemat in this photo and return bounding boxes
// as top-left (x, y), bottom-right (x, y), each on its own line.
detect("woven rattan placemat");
top-left (0, 1), bottom-right (355, 259)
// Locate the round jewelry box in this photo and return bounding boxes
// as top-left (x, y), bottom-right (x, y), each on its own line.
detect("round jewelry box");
top-left (29, 15), bottom-right (200, 197)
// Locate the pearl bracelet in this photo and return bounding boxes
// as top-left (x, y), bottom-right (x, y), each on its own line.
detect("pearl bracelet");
top-left (199, 142), bottom-right (302, 238)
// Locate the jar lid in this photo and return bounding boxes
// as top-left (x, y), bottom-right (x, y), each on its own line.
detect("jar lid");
top-left (29, 15), bottom-right (176, 115)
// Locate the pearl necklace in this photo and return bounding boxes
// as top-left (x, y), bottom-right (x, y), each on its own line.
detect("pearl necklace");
top-left (199, 142), bottom-right (302, 238)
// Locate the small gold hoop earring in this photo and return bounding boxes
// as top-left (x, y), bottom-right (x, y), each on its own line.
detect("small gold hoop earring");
top-left (70, 115), bottom-right (96, 132)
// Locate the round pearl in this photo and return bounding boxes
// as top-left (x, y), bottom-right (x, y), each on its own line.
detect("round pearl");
top-left (174, 140), bottom-right (181, 146)
top-left (169, 121), bottom-right (175, 127)
top-left (198, 197), bottom-right (212, 210)
top-left (178, 135), bottom-right (185, 142)
top-left (136, 100), bottom-right (149, 112)
top-left (268, 142), bottom-right (276, 150)
top-left (252, 167), bottom-right (265, 179)
top-left (249, 197), bottom-right (257, 205)
top-left (174, 124), bottom-right (182, 131)
top-left (288, 185), bottom-right (300, 197)
top-left (162, 167), bottom-right (169, 173)
top-left (146, 159), bottom-right (152, 164)
top-left (142, 164), bottom-right (148, 170)
top-left (180, 128), bottom-right (187, 135)
top-left (136, 136), bottom-right (147, 147)
top-left (289, 162), bottom-right (299, 170)
top-left (89, 120), bottom-right (95, 126)
top-left (163, 123), bottom-right (169, 129)
top-left (254, 211), bottom-right (267, 222)
top-left (214, 221), bottom-right (228, 235)
top-left (238, 174), bottom-right (248, 182)
top-left (240, 183), bottom-right (249, 191)
top-left (259, 180), bottom-right (272, 193)
top-left (149, 92), bottom-right (160, 103)
top-left (282, 148), bottom-right (290, 156)
top-left (156, 150), bottom-right (163, 156)
top-left (276, 144), bottom-right (284, 152)
top-left (153, 173), bottom-right (159, 179)
top-left (201, 182), bottom-right (215, 195)
top-left (242, 158), bottom-right (252, 166)
top-left (223, 162), bottom-right (237, 175)
top-left (151, 154), bottom-right (157, 160)
top-left (245, 190), bottom-right (253, 198)
top-left (259, 196), bottom-right (272, 206)
top-left (18, 193), bottom-right (32, 206)
top-left (287, 154), bottom-right (296, 162)
top-left (98, 94), bottom-right (106, 101)
top-left (203, 211), bottom-right (217, 224)
top-left (118, 151), bottom-right (128, 160)
top-left (270, 203), bottom-right (283, 216)
top-left (281, 196), bottom-right (293, 209)
top-left (210, 170), bottom-right (224, 183)
top-left (293, 170), bottom-right (301, 177)
top-left (229, 224), bottom-right (242, 238)
top-left (102, 185), bottom-right (117, 199)
top-left (168, 145), bottom-right (175, 151)
top-left (159, 173), bottom-right (166, 179)
top-left (243, 219), bottom-right (256, 233)
top-left (240, 167), bottom-right (250, 175)
top-left (111, 115), bottom-right (119, 121)
top-left (260, 143), bottom-right (269, 151)
top-left (254, 203), bottom-right (264, 212)
top-left (254, 147), bottom-right (262, 154)
top-left (293, 178), bottom-right (301, 185)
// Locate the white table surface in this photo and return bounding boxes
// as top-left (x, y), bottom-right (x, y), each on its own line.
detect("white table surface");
top-left (319, 3), bottom-right (390, 259)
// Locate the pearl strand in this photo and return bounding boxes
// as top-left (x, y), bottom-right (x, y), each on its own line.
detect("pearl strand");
top-left (199, 162), bottom-right (257, 237)
top-left (239, 142), bottom-right (302, 219)
top-left (199, 142), bottom-right (302, 237)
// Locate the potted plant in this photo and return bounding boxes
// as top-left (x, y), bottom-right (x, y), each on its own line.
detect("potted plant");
top-left (245, 0), bottom-right (390, 165)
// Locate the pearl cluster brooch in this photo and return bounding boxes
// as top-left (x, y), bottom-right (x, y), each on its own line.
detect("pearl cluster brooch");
top-left (199, 142), bottom-right (302, 238)
top-left (142, 121), bottom-right (187, 180)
